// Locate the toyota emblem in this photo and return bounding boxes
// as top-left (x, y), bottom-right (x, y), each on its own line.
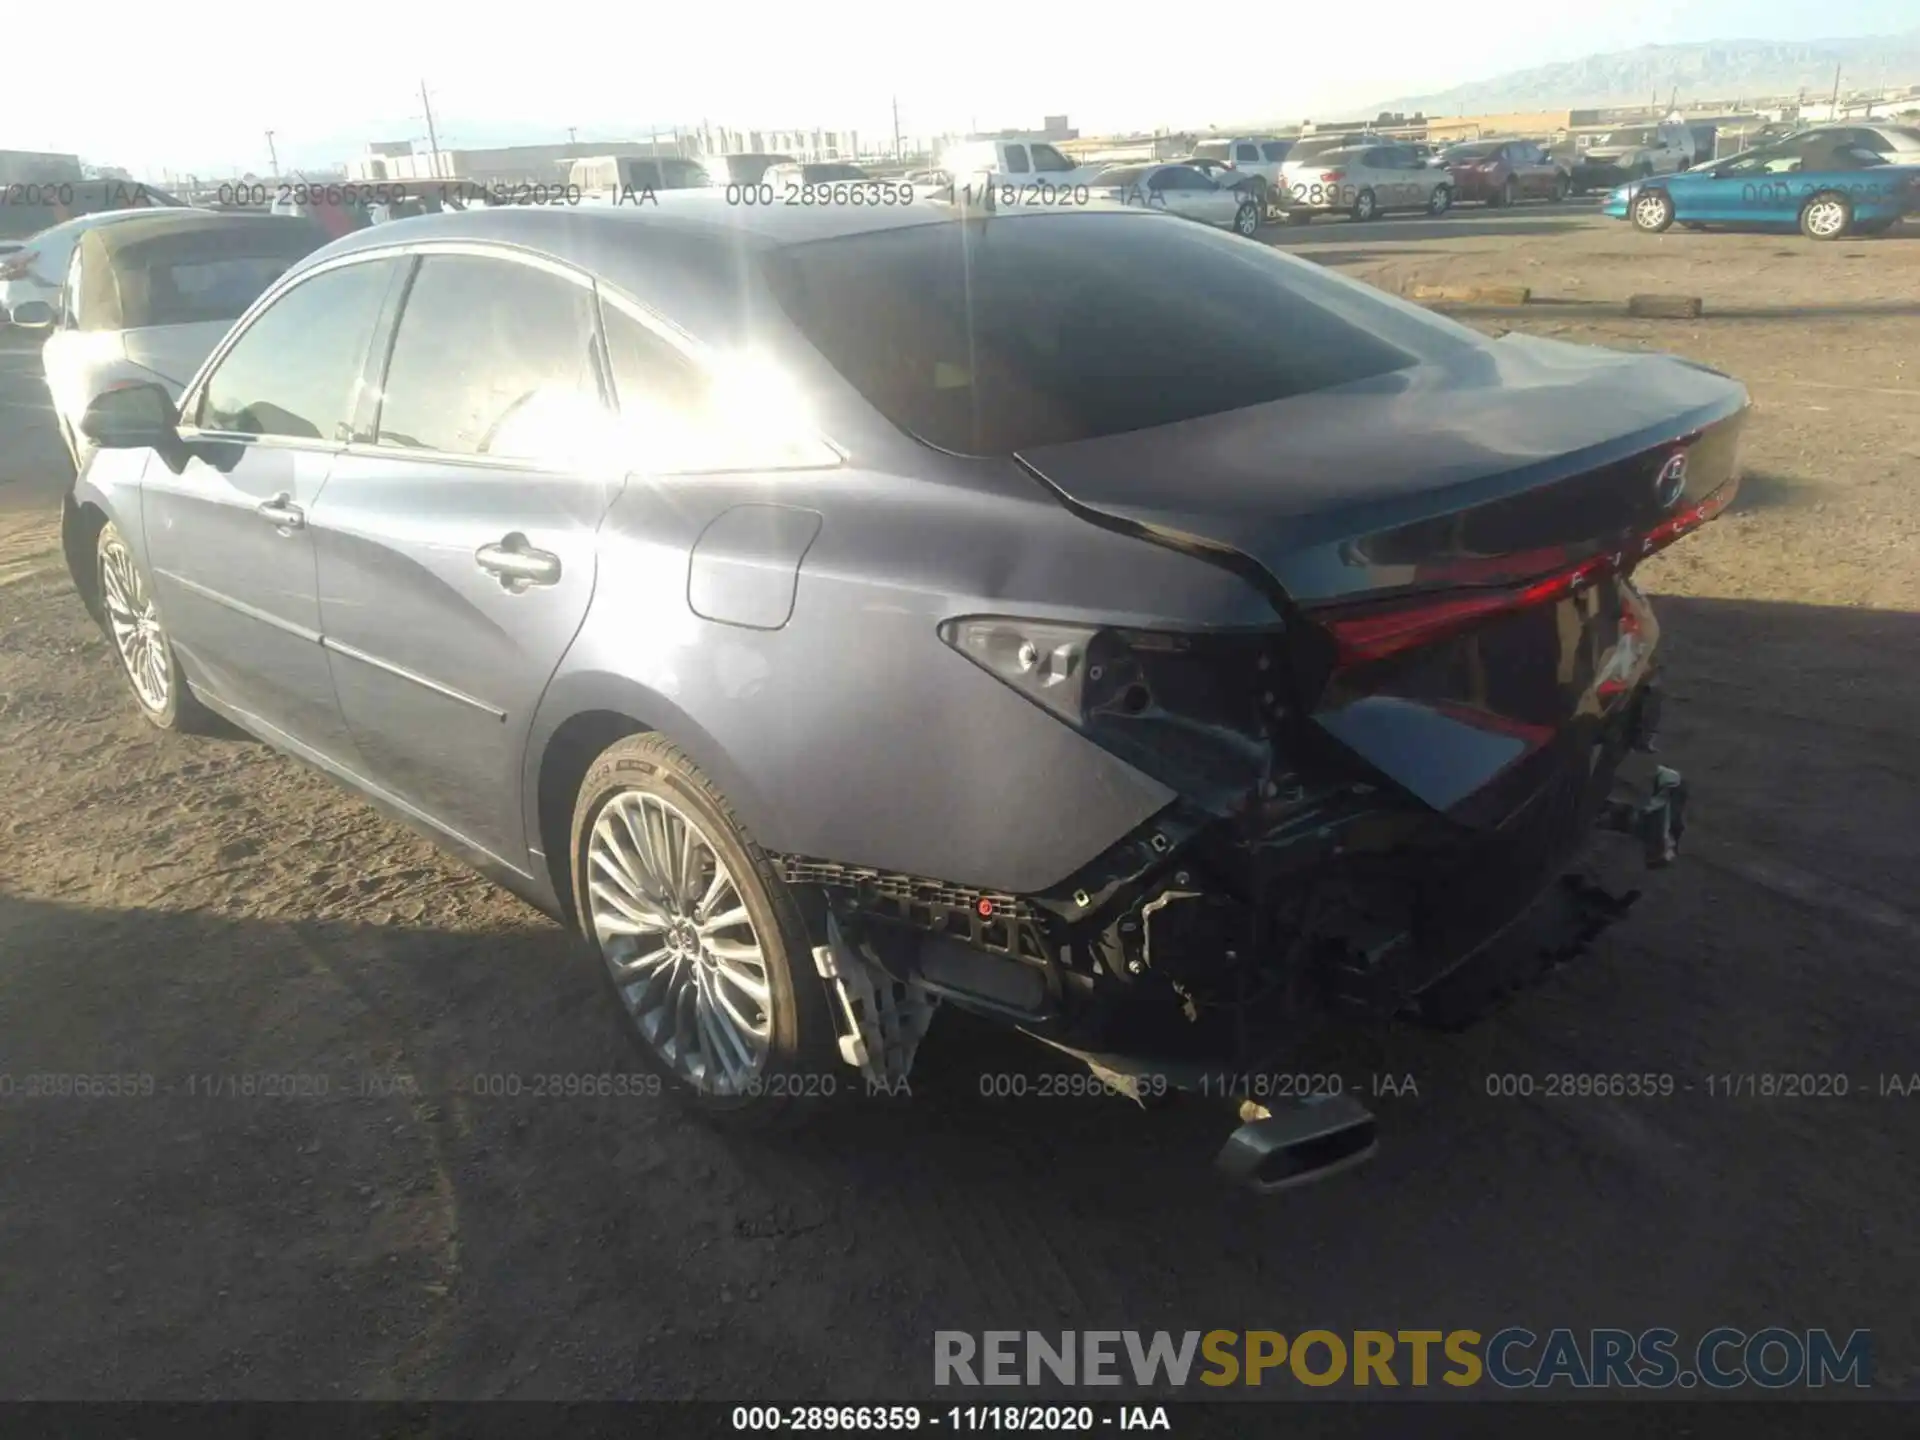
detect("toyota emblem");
top-left (1654, 452), bottom-right (1688, 509)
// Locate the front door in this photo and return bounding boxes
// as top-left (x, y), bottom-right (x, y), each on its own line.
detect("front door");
top-left (309, 250), bottom-right (620, 868)
top-left (142, 255), bottom-right (402, 760)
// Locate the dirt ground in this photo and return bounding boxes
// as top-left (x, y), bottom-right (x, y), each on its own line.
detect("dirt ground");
top-left (1, 209), bottom-right (1917, 1404)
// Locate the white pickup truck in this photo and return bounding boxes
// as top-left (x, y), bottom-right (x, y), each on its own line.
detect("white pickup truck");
top-left (932, 139), bottom-right (1110, 208)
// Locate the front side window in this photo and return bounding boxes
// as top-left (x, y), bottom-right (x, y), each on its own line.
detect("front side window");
top-left (197, 258), bottom-right (398, 440)
top-left (1030, 144), bottom-right (1074, 173)
top-left (376, 254), bottom-right (603, 460)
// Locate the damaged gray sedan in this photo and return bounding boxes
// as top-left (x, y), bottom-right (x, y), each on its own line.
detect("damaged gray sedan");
top-left (62, 196), bottom-right (1744, 1187)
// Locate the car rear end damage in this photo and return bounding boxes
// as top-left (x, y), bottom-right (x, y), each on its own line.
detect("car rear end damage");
top-left (779, 339), bottom-right (1746, 1189)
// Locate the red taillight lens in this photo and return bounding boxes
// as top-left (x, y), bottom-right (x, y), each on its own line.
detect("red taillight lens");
top-left (0, 250), bottom-right (36, 280)
top-left (1320, 169), bottom-right (1345, 181)
top-left (1316, 479), bottom-right (1738, 669)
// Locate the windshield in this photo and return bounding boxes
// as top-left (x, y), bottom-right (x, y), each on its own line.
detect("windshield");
top-left (761, 213), bottom-right (1476, 456)
top-left (1096, 166), bottom-right (1152, 186)
top-left (1592, 128), bottom-right (1655, 147)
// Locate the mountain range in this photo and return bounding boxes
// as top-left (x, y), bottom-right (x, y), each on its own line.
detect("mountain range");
top-left (1371, 31), bottom-right (1920, 116)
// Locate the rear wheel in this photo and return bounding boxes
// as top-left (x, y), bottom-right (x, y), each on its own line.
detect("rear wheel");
top-left (95, 522), bottom-right (209, 732)
top-left (1630, 188), bottom-right (1675, 233)
top-left (1350, 188), bottom-right (1378, 222)
top-left (1427, 183), bottom-right (1453, 215)
top-left (1799, 191), bottom-right (1852, 240)
top-left (1233, 200), bottom-right (1260, 236)
top-left (570, 732), bottom-right (841, 1128)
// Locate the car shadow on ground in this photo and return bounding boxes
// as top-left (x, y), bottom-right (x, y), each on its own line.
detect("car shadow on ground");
top-left (2, 596), bottom-right (1918, 1401)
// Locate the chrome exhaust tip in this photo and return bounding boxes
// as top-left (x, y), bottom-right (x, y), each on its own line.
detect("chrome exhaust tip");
top-left (1215, 1094), bottom-right (1378, 1193)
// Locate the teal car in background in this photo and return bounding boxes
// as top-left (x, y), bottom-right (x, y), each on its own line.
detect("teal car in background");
top-left (1606, 126), bottom-right (1920, 240)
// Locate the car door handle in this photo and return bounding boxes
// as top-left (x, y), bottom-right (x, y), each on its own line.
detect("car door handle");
top-left (475, 534), bottom-right (561, 589)
top-left (257, 495), bottom-right (305, 529)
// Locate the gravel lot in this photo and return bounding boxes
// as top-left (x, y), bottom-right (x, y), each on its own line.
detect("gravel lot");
top-left (2, 204), bottom-right (1917, 1404)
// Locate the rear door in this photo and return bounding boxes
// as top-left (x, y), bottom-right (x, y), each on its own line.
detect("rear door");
top-left (309, 248), bottom-right (621, 867)
top-left (141, 255), bottom-right (403, 760)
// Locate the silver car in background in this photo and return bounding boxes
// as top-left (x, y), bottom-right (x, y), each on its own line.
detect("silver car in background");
top-left (12, 211), bottom-right (326, 469)
top-left (1278, 141), bottom-right (1454, 223)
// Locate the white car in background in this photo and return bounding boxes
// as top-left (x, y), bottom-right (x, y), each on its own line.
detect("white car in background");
top-left (1278, 141), bottom-right (1454, 222)
top-left (1, 203), bottom-right (193, 324)
top-left (1189, 136), bottom-right (1295, 216)
top-left (10, 211), bottom-right (326, 470)
top-left (1094, 163), bottom-right (1264, 235)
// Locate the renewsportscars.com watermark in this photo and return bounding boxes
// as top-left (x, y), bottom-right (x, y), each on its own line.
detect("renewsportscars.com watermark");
top-left (934, 1328), bottom-right (1873, 1390)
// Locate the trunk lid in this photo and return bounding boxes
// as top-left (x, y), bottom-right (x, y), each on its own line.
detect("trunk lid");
top-left (1015, 335), bottom-right (1747, 819)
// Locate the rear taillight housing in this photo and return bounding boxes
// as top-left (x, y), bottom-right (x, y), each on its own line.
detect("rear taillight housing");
top-left (1319, 169), bottom-right (1346, 182)
top-left (1314, 479), bottom-right (1738, 670)
top-left (0, 250), bottom-right (36, 281)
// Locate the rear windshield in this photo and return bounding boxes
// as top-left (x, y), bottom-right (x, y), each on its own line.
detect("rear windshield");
top-left (761, 213), bottom-right (1474, 456)
top-left (1288, 135), bottom-right (1372, 162)
top-left (1096, 165), bottom-right (1152, 186)
top-left (1443, 142), bottom-right (1503, 159)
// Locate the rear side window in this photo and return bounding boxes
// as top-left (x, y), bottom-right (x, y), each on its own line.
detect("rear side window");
top-left (1002, 145), bottom-right (1031, 174)
top-left (197, 258), bottom-right (398, 440)
top-left (1030, 145), bottom-right (1075, 173)
top-left (1261, 142), bottom-right (1291, 162)
top-left (1235, 143), bottom-right (1261, 162)
top-left (376, 255), bottom-right (604, 459)
top-left (762, 214), bottom-right (1470, 455)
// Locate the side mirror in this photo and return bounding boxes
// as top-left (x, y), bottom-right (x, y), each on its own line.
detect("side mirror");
top-left (79, 382), bottom-right (180, 450)
top-left (8, 299), bottom-right (56, 330)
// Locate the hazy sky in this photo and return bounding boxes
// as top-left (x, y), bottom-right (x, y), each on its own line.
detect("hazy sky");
top-left (5, 0), bottom-right (1914, 175)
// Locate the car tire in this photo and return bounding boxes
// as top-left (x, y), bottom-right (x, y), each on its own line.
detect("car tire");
top-left (1427, 183), bottom-right (1452, 215)
top-left (1629, 187), bottom-right (1675, 233)
top-left (1350, 188), bottom-right (1377, 222)
top-left (94, 521), bottom-right (211, 733)
top-left (570, 731), bottom-right (843, 1128)
top-left (1799, 191), bottom-right (1853, 241)
top-left (1233, 200), bottom-right (1260, 236)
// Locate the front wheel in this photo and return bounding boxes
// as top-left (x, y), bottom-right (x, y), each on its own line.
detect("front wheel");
top-left (1799, 191), bottom-right (1853, 240)
top-left (1630, 188), bottom-right (1675, 233)
top-left (1350, 188), bottom-right (1377, 222)
top-left (96, 521), bottom-right (209, 732)
top-left (570, 732), bottom-right (842, 1127)
top-left (1427, 183), bottom-right (1452, 216)
top-left (1233, 200), bottom-right (1260, 236)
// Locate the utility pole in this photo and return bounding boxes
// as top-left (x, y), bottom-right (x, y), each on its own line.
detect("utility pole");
top-left (567, 126), bottom-right (578, 146)
top-left (421, 80), bottom-right (443, 178)
top-left (264, 130), bottom-right (279, 177)
top-left (893, 95), bottom-right (902, 160)
top-left (1829, 64), bottom-right (1843, 118)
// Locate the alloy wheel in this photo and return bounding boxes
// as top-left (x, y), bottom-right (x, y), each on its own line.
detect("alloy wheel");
top-left (99, 535), bottom-right (170, 713)
top-left (1632, 192), bottom-right (1671, 230)
top-left (587, 790), bottom-right (772, 1095)
top-left (1803, 198), bottom-right (1847, 239)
